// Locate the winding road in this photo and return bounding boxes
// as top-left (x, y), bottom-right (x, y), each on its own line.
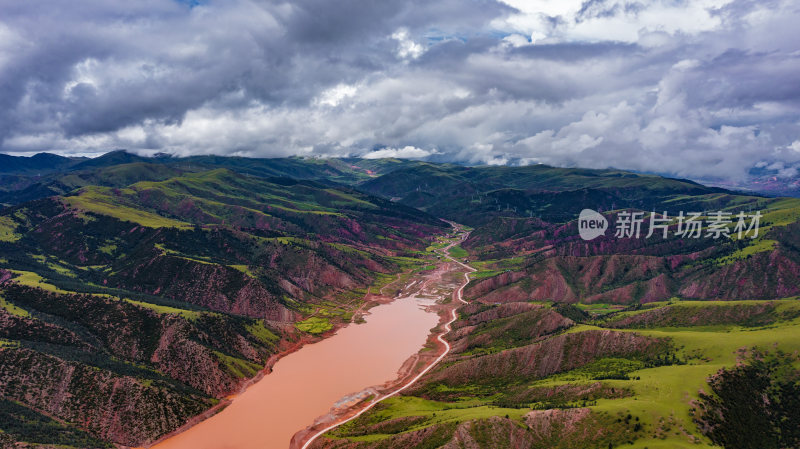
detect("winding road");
top-left (300, 226), bottom-right (475, 449)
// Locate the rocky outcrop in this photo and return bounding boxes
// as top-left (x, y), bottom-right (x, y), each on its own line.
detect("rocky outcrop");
top-left (455, 302), bottom-right (551, 327)
top-left (585, 273), bottom-right (672, 304)
top-left (464, 246), bottom-right (800, 304)
top-left (462, 271), bottom-right (528, 302)
top-left (465, 255), bottom-right (675, 304)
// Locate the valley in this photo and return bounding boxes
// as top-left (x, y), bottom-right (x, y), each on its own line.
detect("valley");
top-left (0, 159), bottom-right (450, 448)
top-left (296, 225), bottom-right (474, 449)
top-left (146, 226), bottom-right (473, 449)
top-left (4, 3), bottom-right (799, 448)
top-left (0, 152), bottom-right (799, 448)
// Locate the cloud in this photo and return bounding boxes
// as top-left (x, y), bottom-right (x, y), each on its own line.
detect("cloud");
top-left (361, 146), bottom-right (436, 159)
top-left (315, 84), bottom-right (359, 107)
top-left (495, 0), bottom-right (734, 44)
top-left (392, 28), bottom-right (425, 60)
top-left (764, 161), bottom-right (799, 179)
top-left (0, 0), bottom-right (799, 183)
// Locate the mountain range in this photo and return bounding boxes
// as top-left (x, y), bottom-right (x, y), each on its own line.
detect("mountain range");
top-left (1, 151), bottom-right (799, 448)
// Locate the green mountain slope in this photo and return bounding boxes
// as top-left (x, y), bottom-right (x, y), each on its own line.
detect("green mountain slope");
top-left (314, 163), bottom-right (800, 448)
top-left (2, 152), bottom-right (800, 448)
top-left (311, 297), bottom-right (800, 449)
top-left (459, 196), bottom-right (800, 304)
top-left (0, 167), bottom-right (446, 447)
top-left (0, 152), bottom-right (424, 207)
top-left (358, 163), bottom-right (730, 225)
top-left (0, 153), bottom-right (80, 174)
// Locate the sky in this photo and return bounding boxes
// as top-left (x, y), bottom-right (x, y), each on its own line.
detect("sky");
top-left (1, 0), bottom-right (799, 181)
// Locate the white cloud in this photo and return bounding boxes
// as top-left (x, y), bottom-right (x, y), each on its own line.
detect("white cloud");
top-left (1, 0), bottom-right (800, 185)
top-left (496, 0), bottom-right (734, 44)
top-left (361, 146), bottom-right (435, 159)
top-left (315, 83), bottom-right (359, 107)
top-left (763, 161), bottom-right (799, 179)
top-left (392, 28), bottom-right (425, 60)
top-left (499, 0), bottom-right (583, 18)
top-left (502, 33), bottom-right (532, 47)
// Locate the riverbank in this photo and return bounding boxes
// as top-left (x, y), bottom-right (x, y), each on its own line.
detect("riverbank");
top-left (138, 226), bottom-right (472, 449)
top-left (293, 228), bottom-right (475, 449)
top-left (143, 229), bottom-right (470, 449)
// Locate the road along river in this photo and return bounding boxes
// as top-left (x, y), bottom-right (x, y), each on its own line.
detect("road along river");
top-left (149, 230), bottom-right (473, 449)
top-left (297, 231), bottom-right (475, 449)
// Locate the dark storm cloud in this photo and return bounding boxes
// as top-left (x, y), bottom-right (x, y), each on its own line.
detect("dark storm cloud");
top-left (0, 0), bottom-right (799, 180)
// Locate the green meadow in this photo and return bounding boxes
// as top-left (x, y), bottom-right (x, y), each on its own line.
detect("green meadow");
top-left (321, 299), bottom-right (800, 448)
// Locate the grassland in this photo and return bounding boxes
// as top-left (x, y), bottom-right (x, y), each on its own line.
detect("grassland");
top-left (713, 238), bottom-right (778, 265)
top-left (245, 321), bottom-right (280, 345)
top-left (595, 313), bottom-right (800, 448)
top-left (62, 188), bottom-right (193, 229)
top-left (0, 294), bottom-right (29, 317)
top-left (447, 245), bottom-right (468, 259)
top-left (124, 298), bottom-right (204, 321)
top-left (331, 396), bottom-right (530, 440)
top-left (214, 351), bottom-right (263, 379)
top-left (576, 302), bottom-right (627, 317)
top-left (296, 316), bottom-right (334, 334)
top-left (560, 302), bottom-right (800, 448)
top-left (6, 270), bottom-right (68, 293)
top-left (0, 216), bottom-right (20, 242)
top-left (320, 299), bottom-right (800, 448)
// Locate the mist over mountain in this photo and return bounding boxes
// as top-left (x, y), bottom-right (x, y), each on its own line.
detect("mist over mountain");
top-left (2, 1), bottom-right (800, 183)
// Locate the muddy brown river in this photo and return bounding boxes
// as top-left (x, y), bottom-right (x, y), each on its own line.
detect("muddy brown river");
top-left (149, 294), bottom-right (441, 449)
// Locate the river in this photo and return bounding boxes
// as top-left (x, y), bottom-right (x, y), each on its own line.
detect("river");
top-left (149, 293), bottom-right (441, 449)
